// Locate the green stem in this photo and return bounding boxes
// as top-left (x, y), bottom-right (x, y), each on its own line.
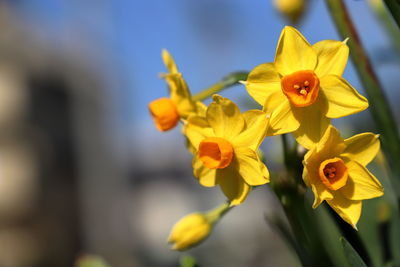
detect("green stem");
top-left (325, 0), bottom-right (400, 191)
top-left (281, 134), bottom-right (290, 167)
top-left (369, 0), bottom-right (400, 56)
top-left (192, 72), bottom-right (248, 101)
top-left (383, 0), bottom-right (400, 29)
top-left (271, 174), bottom-right (335, 267)
top-left (205, 201), bottom-right (232, 225)
top-left (268, 137), bottom-right (336, 266)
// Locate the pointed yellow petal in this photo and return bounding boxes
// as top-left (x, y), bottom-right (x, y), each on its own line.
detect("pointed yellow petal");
top-left (263, 88), bottom-right (287, 116)
top-left (269, 100), bottom-right (300, 135)
top-left (192, 156), bottom-right (217, 187)
top-left (341, 133), bottom-right (380, 166)
top-left (274, 26), bottom-right (317, 76)
top-left (184, 115), bottom-right (214, 149)
top-left (195, 101), bottom-right (207, 117)
top-left (313, 40), bottom-right (349, 77)
top-left (259, 158), bottom-right (270, 180)
top-left (302, 163), bottom-right (311, 187)
top-left (232, 110), bottom-right (269, 150)
top-left (293, 105), bottom-right (330, 150)
top-left (244, 63), bottom-right (282, 106)
top-left (233, 147), bottom-right (269, 186)
top-left (316, 125), bottom-right (346, 159)
top-left (340, 161), bottom-right (383, 200)
top-left (311, 183), bottom-right (334, 208)
top-left (164, 74), bottom-right (197, 119)
top-left (320, 75), bottom-right (368, 118)
top-left (217, 167), bottom-right (251, 206)
top-left (162, 49), bottom-right (178, 73)
top-left (207, 95), bottom-right (245, 139)
top-left (303, 162), bottom-right (334, 208)
top-left (327, 194), bottom-right (362, 229)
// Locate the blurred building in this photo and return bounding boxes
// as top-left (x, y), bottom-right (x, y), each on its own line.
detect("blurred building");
top-left (0, 3), bottom-right (128, 266)
top-left (0, 2), bottom-right (299, 267)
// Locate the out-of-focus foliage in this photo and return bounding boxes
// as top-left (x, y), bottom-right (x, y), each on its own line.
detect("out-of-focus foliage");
top-left (75, 255), bottom-right (110, 267)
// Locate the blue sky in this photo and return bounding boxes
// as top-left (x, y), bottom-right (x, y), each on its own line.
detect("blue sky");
top-left (9, 0), bottom-right (396, 136)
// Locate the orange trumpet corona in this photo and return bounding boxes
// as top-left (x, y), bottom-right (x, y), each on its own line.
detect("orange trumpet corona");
top-left (281, 70), bottom-right (320, 107)
top-left (198, 137), bottom-right (234, 169)
top-left (149, 98), bottom-right (180, 131)
top-left (318, 157), bottom-right (348, 190)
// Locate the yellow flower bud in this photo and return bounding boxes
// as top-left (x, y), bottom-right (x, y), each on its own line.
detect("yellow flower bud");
top-left (168, 213), bottom-right (212, 251)
top-left (273, 0), bottom-right (307, 24)
top-left (369, 0), bottom-right (384, 12)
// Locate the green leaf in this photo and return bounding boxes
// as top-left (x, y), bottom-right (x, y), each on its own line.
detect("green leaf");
top-left (180, 254), bottom-right (198, 267)
top-left (75, 255), bottom-right (110, 267)
top-left (341, 237), bottom-right (368, 267)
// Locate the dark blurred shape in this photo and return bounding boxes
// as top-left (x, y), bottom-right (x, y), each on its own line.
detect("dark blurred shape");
top-left (0, 3), bottom-right (117, 266)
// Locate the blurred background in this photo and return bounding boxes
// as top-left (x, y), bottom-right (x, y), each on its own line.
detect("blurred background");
top-left (0, 0), bottom-right (398, 266)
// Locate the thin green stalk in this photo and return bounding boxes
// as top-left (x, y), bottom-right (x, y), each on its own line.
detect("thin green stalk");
top-left (192, 72), bottom-right (248, 101)
top-left (369, 0), bottom-right (400, 56)
top-left (383, 0), bottom-right (400, 29)
top-left (325, 0), bottom-right (400, 193)
top-left (205, 201), bottom-right (231, 225)
top-left (269, 136), bottom-right (336, 266)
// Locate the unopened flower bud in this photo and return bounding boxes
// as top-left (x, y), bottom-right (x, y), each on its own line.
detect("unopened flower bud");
top-left (274, 0), bottom-right (307, 24)
top-left (168, 213), bottom-right (212, 251)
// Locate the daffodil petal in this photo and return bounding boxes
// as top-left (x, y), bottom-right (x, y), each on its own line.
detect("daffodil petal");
top-left (193, 156), bottom-right (217, 187)
top-left (274, 26), bottom-right (318, 76)
top-left (234, 147), bottom-right (269, 186)
top-left (259, 158), bottom-right (270, 180)
top-left (195, 101), bottom-right (207, 117)
top-left (316, 125), bottom-right (346, 158)
top-left (263, 89), bottom-right (287, 116)
top-left (217, 167), bottom-right (250, 206)
top-left (269, 100), bottom-right (300, 135)
top-left (184, 115), bottom-right (214, 149)
top-left (293, 105), bottom-right (330, 150)
top-left (207, 95), bottom-right (245, 139)
top-left (302, 164), bottom-right (311, 187)
top-left (340, 161), bottom-right (383, 200)
top-left (313, 40), bottom-right (349, 77)
top-left (311, 182), bottom-right (334, 208)
top-left (341, 133), bottom-right (380, 166)
top-left (320, 75), bottom-right (368, 118)
top-left (305, 169), bottom-right (333, 208)
top-left (164, 74), bottom-right (196, 118)
top-left (244, 63), bottom-right (282, 106)
top-left (327, 194), bottom-right (362, 229)
top-left (162, 49), bottom-right (178, 74)
top-left (232, 110), bottom-right (269, 150)
top-left (303, 148), bottom-right (335, 207)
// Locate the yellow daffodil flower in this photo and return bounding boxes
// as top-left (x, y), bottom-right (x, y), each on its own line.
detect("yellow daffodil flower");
top-left (243, 26), bottom-right (368, 149)
top-left (149, 49), bottom-right (205, 131)
top-left (168, 213), bottom-right (212, 251)
top-left (274, 0), bottom-right (307, 24)
top-left (184, 95), bottom-right (270, 205)
top-left (303, 125), bottom-right (383, 228)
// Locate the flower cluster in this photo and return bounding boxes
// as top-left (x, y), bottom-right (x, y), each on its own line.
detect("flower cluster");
top-left (149, 26), bottom-right (383, 250)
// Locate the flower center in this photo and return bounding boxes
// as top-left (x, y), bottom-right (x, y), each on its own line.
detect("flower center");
top-left (318, 157), bottom-right (348, 190)
top-left (198, 137), bottom-right (233, 169)
top-left (281, 70), bottom-right (320, 107)
top-left (148, 98), bottom-right (180, 131)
